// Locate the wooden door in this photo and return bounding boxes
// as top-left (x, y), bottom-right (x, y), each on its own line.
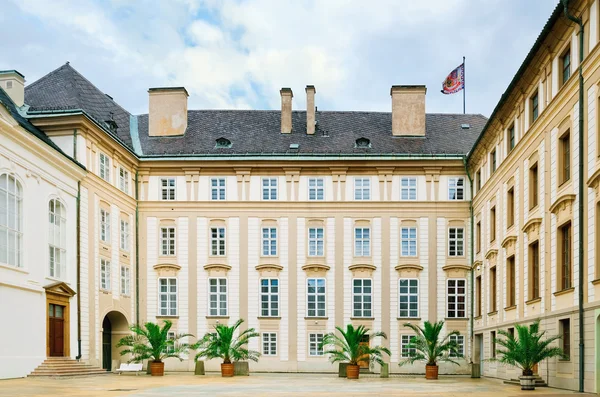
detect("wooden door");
top-left (48, 304), bottom-right (65, 357)
top-left (359, 335), bottom-right (369, 369)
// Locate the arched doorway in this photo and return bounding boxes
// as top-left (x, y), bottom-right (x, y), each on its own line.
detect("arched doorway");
top-left (101, 311), bottom-right (129, 371)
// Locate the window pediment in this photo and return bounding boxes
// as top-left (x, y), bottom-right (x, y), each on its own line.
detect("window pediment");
top-left (153, 263), bottom-right (181, 272)
top-left (549, 194), bottom-right (575, 215)
top-left (522, 217), bottom-right (542, 235)
top-left (501, 235), bottom-right (517, 250)
top-left (301, 263), bottom-right (330, 272)
top-left (256, 264), bottom-right (284, 272)
top-left (203, 264), bottom-right (231, 271)
top-left (348, 263), bottom-right (376, 272)
top-left (587, 167), bottom-right (600, 189)
top-left (44, 281), bottom-right (76, 297)
top-left (442, 264), bottom-right (471, 272)
top-left (485, 248), bottom-right (498, 260)
top-left (394, 264), bottom-right (423, 272)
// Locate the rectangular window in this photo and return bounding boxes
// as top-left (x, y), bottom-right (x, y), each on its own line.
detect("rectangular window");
top-left (307, 278), bottom-right (326, 317)
top-left (490, 150), bottom-right (497, 174)
top-left (100, 258), bottom-right (111, 290)
top-left (120, 220), bottom-right (130, 251)
top-left (560, 132), bottom-right (571, 184)
top-left (260, 278), bottom-right (279, 317)
top-left (448, 177), bottom-right (464, 200)
top-left (159, 278), bottom-right (177, 316)
top-left (400, 227), bottom-right (417, 256)
top-left (447, 279), bottom-right (466, 318)
top-left (165, 331), bottom-right (175, 354)
top-left (448, 227), bottom-right (464, 257)
top-left (161, 227), bottom-right (176, 256)
top-left (262, 178), bottom-right (278, 200)
top-left (211, 178), bottom-right (226, 200)
top-left (120, 266), bottom-right (131, 296)
top-left (562, 48), bottom-right (571, 85)
top-left (119, 167), bottom-right (129, 193)
top-left (449, 335), bottom-right (464, 357)
top-left (354, 227), bottom-right (370, 257)
top-left (529, 163), bottom-right (538, 209)
top-left (262, 227), bottom-right (277, 256)
top-left (398, 279), bottom-right (419, 318)
top-left (400, 177), bottom-right (417, 200)
top-left (476, 169), bottom-right (482, 192)
top-left (508, 124), bottom-right (515, 153)
top-left (507, 256), bottom-right (516, 307)
top-left (354, 177), bottom-right (370, 200)
top-left (211, 227), bottom-right (226, 256)
top-left (508, 327), bottom-right (515, 338)
top-left (490, 206), bottom-right (496, 242)
top-left (490, 266), bottom-right (497, 312)
top-left (99, 153), bottom-right (110, 182)
top-left (161, 178), bottom-right (176, 200)
top-left (559, 222), bottom-right (572, 290)
top-left (309, 333), bottom-right (324, 356)
top-left (531, 92), bottom-right (539, 123)
top-left (559, 318), bottom-right (571, 360)
top-left (491, 331), bottom-right (496, 358)
top-left (507, 187), bottom-right (514, 228)
top-left (308, 178), bottom-right (325, 201)
top-left (100, 209), bottom-right (111, 243)
top-left (262, 333), bottom-right (277, 356)
top-left (476, 221), bottom-right (481, 253)
top-left (48, 200), bottom-right (66, 279)
top-left (352, 279), bottom-right (372, 318)
top-left (308, 227), bottom-right (324, 256)
top-left (400, 335), bottom-right (416, 358)
top-left (209, 278), bottom-right (227, 316)
top-left (529, 241), bottom-right (540, 300)
top-left (475, 275), bottom-right (482, 317)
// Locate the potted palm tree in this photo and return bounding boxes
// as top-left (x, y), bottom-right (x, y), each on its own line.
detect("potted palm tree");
top-left (399, 321), bottom-right (462, 380)
top-left (116, 320), bottom-right (193, 376)
top-left (321, 324), bottom-right (390, 379)
top-left (194, 319), bottom-right (260, 377)
top-left (492, 320), bottom-right (564, 390)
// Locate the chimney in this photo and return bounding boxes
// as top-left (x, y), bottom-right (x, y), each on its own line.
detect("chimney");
top-left (390, 85), bottom-right (426, 136)
top-left (305, 85), bottom-right (316, 135)
top-left (0, 70), bottom-right (25, 107)
top-left (148, 87), bottom-right (189, 136)
top-left (280, 88), bottom-right (293, 134)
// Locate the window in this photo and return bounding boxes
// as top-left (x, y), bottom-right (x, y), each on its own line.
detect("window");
top-left (562, 48), bottom-right (571, 85)
top-left (400, 227), bottom-right (417, 256)
top-left (355, 137), bottom-right (371, 148)
top-left (400, 335), bottom-right (416, 358)
top-left (448, 177), bottom-right (464, 200)
top-left (507, 256), bottom-right (516, 307)
top-left (262, 227), bottom-right (277, 256)
top-left (531, 92), bottom-right (539, 123)
top-left (529, 163), bottom-right (538, 209)
top-left (211, 227), bottom-right (226, 256)
top-left (100, 208), bottom-right (110, 243)
top-left (475, 275), bottom-right (482, 317)
top-left (476, 169), bottom-right (481, 192)
top-left (448, 227), bottom-right (464, 257)
top-left (508, 124), bottom-right (515, 153)
top-left (0, 174), bottom-right (22, 267)
top-left (161, 178), bottom-right (176, 200)
top-left (165, 331), bottom-right (176, 354)
top-left (309, 333), bottom-right (324, 356)
top-left (449, 335), bottom-right (464, 357)
top-left (400, 177), bottom-right (417, 200)
top-left (215, 137), bottom-right (232, 148)
top-left (490, 150), bottom-right (497, 174)
top-left (447, 279), bottom-right (466, 318)
top-left (352, 279), bottom-right (372, 318)
top-left (260, 278), bottom-right (279, 317)
top-left (262, 178), bottom-right (278, 200)
top-left (308, 227), bottom-right (324, 256)
top-left (476, 221), bottom-right (481, 253)
top-left (307, 278), bottom-right (326, 317)
top-left (120, 266), bottom-right (131, 296)
top-left (262, 333), bottom-right (277, 356)
top-left (308, 178), bottom-right (324, 201)
top-left (159, 278), bottom-right (177, 316)
top-left (119, 167), bottom-right (129, 193)
top-left (490, 331), bottom-right (496, 358)
top-left (559, 222), bottom-right (572, 290)
top-left (209, 278), bottom-right (227, 316)
top-left (559, 319), bottom-right (571, 360)
top-left (211, 178), bottom-right (226, 200)
top-left (398, 279), bottom-right (419, 318)
top-left (161, 227), bottom-right (176, 256)
top-left (507, 187), bottom-right (515, 228)
top-left (508, 327), bottom-right (515, 338)
top-left (559, 131), bottom-right (571, 184)
top-left (354, 227), bottom-right (370, 257)
top-left (354, 177), bottom-right (370, 200)
top-left (120, 220), bottom-right (130, 251)
top-left (100, 258), bottom-right (111, 290)
top-left (490, 266), bottom-right (497, 312)
top-left (529, 241), bottom-right (540, 300)
top-left (48, 199), bottom-right (66, 278)
top-left (490, 207), bottom-right (496, 242)
top-left (99, 153), bottom-right (110, 182)
top-left (6, 81), bottom-right (12, 89)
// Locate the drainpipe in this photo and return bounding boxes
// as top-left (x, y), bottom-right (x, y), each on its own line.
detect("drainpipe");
top-left (135, 170), bottom-right (140, 325)
top-left (561, 1), bottom-right (584, 392)
top-left (462, 157), bottom-right (475, 366)
top-left (76, 180), bottom-right (82, 360)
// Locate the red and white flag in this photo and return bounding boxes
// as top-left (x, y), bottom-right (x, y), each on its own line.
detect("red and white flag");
top-left (441, 63), bottom-right (465, 94)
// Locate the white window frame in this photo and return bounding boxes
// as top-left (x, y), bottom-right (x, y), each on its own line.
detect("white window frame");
top-left (400, 227), bottom-right (417, 257)
top-left (449, 334), bottom-right (465, 357)
top-left (398, 278), bottom-right (419, 318)
top-left (211, 178), bottom-right (226, 201)
top-left (165, 331), bottom-right (176, 354)
top-left (354, 227), bottom-right (370, 257)
top-left (120, 266), bottom-right (131, 296)
top-left (100, 208), bottom-right (111, 243)
top-left (400, 177), bottom-right (417, 200)
top-left (260, 278), bottom-right (279, 317)
top-left (308, 178), bottom-right (325, 201)
top-left (262, 332), bottom-right (277, 356)
top-left (400, 335), bottom-right (416, 358)
top-left (448, 227), bottom-right (464, 257)
top-left (306, 278), bottom-right (326, 317)
top-left (208, 277), bottom-right (228, 316)
top-left (262, 178), bottom-right (278, 200)
top-left (352, 278), bottom-right (372, 318)
top-left (447, 278), bottom-right (467, 318)
top-left (161, 178), bottom-right (176, 200)
top-left (100, 258), bottom-right (111, 291)
top-left (448, 177), bottom-right (465, 200)
top-left (309, 333), bottom-right (325, 356)
top-left (0, 173), bottom-right (22, 268)
top-left (48, 199), bottom-right (66, 279)
top-left (158, 277), bottom-right (178, 316)
top-left (119, 167), bottom-right (129, 193)
top-left (161, 227), bottom-right (176, 256)
top-left (210, 227), bottom-right (226, 256)
top-left (308, 227), bottom-right (324, 256)
top-left (99, 152), bottom-right (110, 182)
top-left (354, 177), bottom-right (370, 200)
top-left (120, 219), bottom-right (130, 251)
top-left (262, 227), bottom-right (277, 256)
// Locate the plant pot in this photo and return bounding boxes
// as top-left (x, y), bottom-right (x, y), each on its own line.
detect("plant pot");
top-left (346, 364), bottom-right (360, 379)
top-left (149, 361), bottom-right (164, 376)
top-left (221, 363), bottom-right (234, 377)
top-left (519, 375), bottom-right (536, 390)
top-left (425, 364), bottom-right (438, 380)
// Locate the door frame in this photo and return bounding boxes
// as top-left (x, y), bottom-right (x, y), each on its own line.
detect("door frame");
top-left (44, 282), bottom-right (76, 357)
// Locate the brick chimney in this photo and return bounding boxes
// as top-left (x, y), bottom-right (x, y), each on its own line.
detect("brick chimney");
top-left (305, 85), bottom-right (316, 135)
top-left (148, 87), bottom-right (189, 136)
top-left (0, 70), bottom-right (25, 107)
top-left (280, 88), bottom-right (293, 134)
top-left (390, 85), bottom-right (426, 136)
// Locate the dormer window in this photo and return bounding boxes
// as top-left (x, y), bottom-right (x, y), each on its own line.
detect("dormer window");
top-left (355, 137), bottom-right (371, 148)
top-left (105, 120), bottom-right (118, 133)
top-left (215, 137), bottom-right (232, 148)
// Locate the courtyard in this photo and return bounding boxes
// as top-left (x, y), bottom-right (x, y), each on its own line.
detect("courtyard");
top-left (0, 373), bottom-right (592, 397)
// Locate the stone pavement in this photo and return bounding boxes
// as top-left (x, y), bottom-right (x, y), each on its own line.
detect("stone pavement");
top-left (0, 373), bottom-right (592, 396)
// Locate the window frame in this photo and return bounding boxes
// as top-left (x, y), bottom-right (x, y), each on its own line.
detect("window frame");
top-left (507, 187), bottom-right (515, 228)
top-left (120, 219), bottom-right (130, 252)
top-left (506, 255), bottom-right (516, 307)
top-left (531, 91), bottom-right (539, 123)
top-left (100, 208), bottom-right (111, 243)
top-left (119, 167), bottom-right (129, 193)
top-left (160, 226), bottom-right (176, 256)
top-left (120, 265), bottom-right (131, 296)
top-left (0, 173), bottom-right (22, 268)
top-left (261, 332), bottom-right (277, 356)
top-left (490, 266), bottom-right (497, 312)
top-left (100, 258), bottom-right (111, 291)
top-left (354, 177), bottom-right (371, 201)
top-left (99, 152), bottom-right (111, 182)
top-left (210, 177), bottom-right (226, 201)
top-left (160, 178), bottom-right (176, 201)
top-left (48, 199), bottom-right (66, 279)
top-left (306, 278), bottom-right (326, 318)
top-left (354, 227), bottom-right (371, 257)
top-left (261, 227), bottom-right (277, 256)
top-left (158, 277), bottom-right (178, 317)
top-left (208, 277), bottom-right (228, 317)
top-left (308, 333), bottom-right (325, 356)
top-left (210, 227), bottom-right (226, 256)
top-left (448, 177), bottom-right (465, 200)
top-left (398, 278), bottom-right (419, 318)
top-left (400, 227), bottom-right (417, 257)
top-left (558, 222), bottom-right (572, 291)
top-left (400, 334), bottom-right (416, 358)
top-left (352, 278), bottom-right (373, 318)
top-left (529, 162), bottom-right (539, 209)
top-left (559, 318), bottom-right (571, 361)
top-left (449, 335), bottom-right (465, 358)
top-left (508, 124), bottom-right (515, 153)
top-left (448, 227), bottom-right (464, 257)
top-left (475, 275), bottom-right (482, 317)
top-left (308, 227), bottom-right (324, 257)
top-left (561, 47), bottom-right (571, 86)
top-left (262, 177), bottom-right (278, 201)
top-left (447, 278), bottom-right (467, 318)
top-left (308, 178), bottom-right (325, 201)
top-left (490, 150), bottom-right (497, 174)
top-left (529, 241), bottom-right (540, 300)
top-left (260, 278), bottom-right (279, 317)
top-left (490, 206), bottom-right (496, 242)
top-left (400, 177), bottom-right (417, 201)
top-left (559, 131), bottom-right (571, 185)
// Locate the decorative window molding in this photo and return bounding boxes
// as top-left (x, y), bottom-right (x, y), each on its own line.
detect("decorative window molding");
top-left (549, 194), bottom-right (576, 215)
top-left (301, 263), bottom-right (330, 272)
top-left (394, 264), bottom-right (423, 272)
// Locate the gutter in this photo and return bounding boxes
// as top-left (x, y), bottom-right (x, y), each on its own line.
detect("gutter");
top-left (462, 157), bottom-right (475, 371)
top-left (76, 180), bottom-right (82, 360)
top-left (139, 153), bottom-right (468, 161)
top-left (135, 170), bottom-right (140, 325)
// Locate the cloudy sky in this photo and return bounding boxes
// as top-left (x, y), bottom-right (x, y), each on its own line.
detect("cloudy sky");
top-left (1, 0), bottom-right (558, 116)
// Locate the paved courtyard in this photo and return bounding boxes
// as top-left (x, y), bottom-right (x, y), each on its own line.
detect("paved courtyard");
top-left (0, 373), bottom-right (592, 397)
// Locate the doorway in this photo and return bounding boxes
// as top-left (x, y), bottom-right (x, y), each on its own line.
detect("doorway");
top-left (101, 311), bottom-right (129, 372)
top-left (44, 282), bottom-right (75, 358)
top-left (102, 316), bottom-right (112, 371)
top-left (48, 304), bottom-right (65, 357)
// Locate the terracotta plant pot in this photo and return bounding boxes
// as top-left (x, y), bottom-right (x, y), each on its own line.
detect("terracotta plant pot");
top-left (221, 363), bottom-right (234, 377)
top-left (149, 361), bottom-right (164, 376)
top-left (346, 364), bottom-right (360, 379)
top-left (425, 364), bottom-right (438, 380)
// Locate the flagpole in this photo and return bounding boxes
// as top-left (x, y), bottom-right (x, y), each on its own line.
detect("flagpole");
top-left (463, 56), bottom-right (466, 114)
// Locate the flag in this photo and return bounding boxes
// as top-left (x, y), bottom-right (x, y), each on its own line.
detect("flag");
top-left (441, 63), bottom-right (465, 94)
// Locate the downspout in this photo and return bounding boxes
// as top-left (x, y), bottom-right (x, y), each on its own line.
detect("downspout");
top-left (561, 1), bottom-right (584, 392)
top-left (74, 128), bottom-right (82, 361)
top-left (462, 157), bottom-right (475, 367)
top-left (135, 170), bottom-right (140, 324)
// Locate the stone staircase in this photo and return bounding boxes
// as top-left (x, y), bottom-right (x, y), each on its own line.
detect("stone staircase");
top-left (503, 374), bottom-right (548, 387)
top-left (28, 357), bottom-right (108, 377)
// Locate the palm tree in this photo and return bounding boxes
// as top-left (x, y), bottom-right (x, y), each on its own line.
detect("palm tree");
top-left (321, 324), bottom-right (390, 379)
top-left (398, 321), bottom-right (461, 379)
top-left (116, 320), bottom-right (193, 376)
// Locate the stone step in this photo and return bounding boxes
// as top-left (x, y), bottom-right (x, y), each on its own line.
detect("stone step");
top-left (29, 370), bottom-right (109, 377)
top-left (28, 357), bottom-right (107, 378)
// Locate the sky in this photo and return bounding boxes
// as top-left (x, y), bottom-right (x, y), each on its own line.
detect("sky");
top-left (0, 0), bottom-right (559, 117)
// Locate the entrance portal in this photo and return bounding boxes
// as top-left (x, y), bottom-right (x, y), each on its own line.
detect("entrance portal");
top-left (48, 304), bottom-right (65, 357)
top-left (44, 282), bottom-right (76, 358)
top-left (101, 311), bottom-right (129, 372)
top-left (102, 317), bottom-right (112, 371)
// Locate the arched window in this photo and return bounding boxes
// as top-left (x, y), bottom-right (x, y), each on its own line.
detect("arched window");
top-left (355, 137), bottom-right (371, 148)
top-left (0, 173), bottom-right (23, 267)
top-left (49, 199), bottom-right (66, 278)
